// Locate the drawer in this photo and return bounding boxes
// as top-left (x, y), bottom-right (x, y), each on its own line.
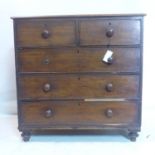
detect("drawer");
top-left (79, 47), bottom-right (140, 72)
top-left (16, 19), bottom-right (76, 47)
top-left (20, 101), bottom-right (138, 127)
top-left (18, 48), bottom-right (79, 72)
top-left (18, 75), bottom-right (139, 100)
top-left (18, 48), bottom-right (140, 73)
top-left (79, 19), bottom-right (140, 45)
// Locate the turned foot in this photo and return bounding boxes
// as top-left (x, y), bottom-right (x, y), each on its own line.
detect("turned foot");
top-left (128, 131), bottom-right (139, 142)
top-left (21, 131), bottom-right (31, 142)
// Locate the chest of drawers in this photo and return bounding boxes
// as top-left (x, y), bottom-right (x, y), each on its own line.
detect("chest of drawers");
top-left (12, 14), bottom-right (145, 141)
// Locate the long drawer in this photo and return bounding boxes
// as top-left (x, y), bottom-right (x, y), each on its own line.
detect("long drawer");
top-left (20, 101), bottom-right (138, 127)
top-left (18, 47), bottom-right (140, 73)
top-left (18, 75), bottom-right (139, 100)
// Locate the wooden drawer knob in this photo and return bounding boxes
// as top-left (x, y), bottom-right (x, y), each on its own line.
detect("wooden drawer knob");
top-left (105, 109), bottom-right (113, 118)
top-left (105, 83), bottom-right (113, 92)
top-left (43, 58), bottom-right (50, 65)
top-left (43, 83), bottom-right (51, 92)
top-left (107, 57), bottom-right (113, 65)
top-left (106, 28), bottom-right (114, 38)
top-left (41, 30), bottom-right (50, 39)
top-left (45, 109), bottom-right (53, 118)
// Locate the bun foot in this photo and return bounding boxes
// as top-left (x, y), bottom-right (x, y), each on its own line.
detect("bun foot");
top-left (21, 131), bottom-right (31, 142)
top-left (128, 131), bottom-right (139, 142)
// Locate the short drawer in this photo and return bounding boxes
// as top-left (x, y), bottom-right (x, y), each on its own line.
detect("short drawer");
top-left (18, 48), bottom-right (79, 72)
top-left (18, 47), bottom-right (140, 73)
top-left (18, 75), bottom-right (139, 100)
top-left (16, 19), bottom-right (76, 47)
top-left (79, 19), bottom-right (140, 45)
top-left (20, 101), bottom-right (138, 127)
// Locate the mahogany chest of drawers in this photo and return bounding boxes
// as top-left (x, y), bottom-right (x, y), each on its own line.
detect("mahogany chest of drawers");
top-left (12, 14), bottom-right (145, 141)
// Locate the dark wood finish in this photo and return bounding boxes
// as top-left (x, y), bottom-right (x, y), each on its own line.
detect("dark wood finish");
top-left (12, 14), bottom-right (144, 141)
top-left (16, 19), bottom-right (76, 47)
top-left (21, 131), bottom-right (31, 142)
top-left (44, 109), bottom-right (53, 118)
top-left (11, 14), bottom-right (146, 19)
top-left (106, 28), bottom-right (114, 38)
top-left (18, 75), bottom-right (139, 100)
top-left (128, 130), bottom-right (139, 142)
top-left (105, 108), bottom-right (113, 118)
top-left (20, 101), bottom-right (137, 126)
top-left (79, 20), bottom-right (140, 45)
top-left (18, 48), bottom-right (79, 72)
top-left (105, 83), bottom-right (113, 92)
top-left (78, 47), bottom-right (140, 73)
top-left (41, 30), bottom-right (51, 39)
top-left (107, 57), bottom-right (113, 65)
top-left (42, 83), bottom-right (51, 92)
top-left (18, 48), bottom-right (140, 73)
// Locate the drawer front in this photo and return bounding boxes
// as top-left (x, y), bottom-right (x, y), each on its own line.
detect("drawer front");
top-left (18, 48), bottom-right (79, 72)
top-left (79, 47), bottom-right (140, 72)
top-left (18, 75), bottom-right (139, 100)
top-left (20, 101), bottom-right (138, 127)
top-left (16, 19), bottom-right (76, 47)
top-left (79, 19), bottom-right (140, 45)
top-left (18, 48), bottom-right (140, 73)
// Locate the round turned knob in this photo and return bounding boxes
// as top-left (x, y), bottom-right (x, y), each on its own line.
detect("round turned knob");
top-left (107, 57), bottom-right (113, 65)
top-left (43, 83), bottom-right (51, 92)
top-left (106, 28), bottom-right (114, 38)
top-left (45, 109), bottom-right (53, 118)
top-left (105, 109), bottom-right (113, 118)
top-left (41, 30), bottom-right (50, 39)
top-left (105, 83), bottom-right (113, 92)
top-left (43, 58), bottom-right (50, 65)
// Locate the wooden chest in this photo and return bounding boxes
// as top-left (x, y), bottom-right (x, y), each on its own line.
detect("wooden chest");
top-left (12, 14), bottom-right (145, 141)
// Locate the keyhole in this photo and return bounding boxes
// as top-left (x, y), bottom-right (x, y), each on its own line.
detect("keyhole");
top-left (44, 23), bottom-right (48, 28)
top-left (78, 102), bottom-right (81, 106)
